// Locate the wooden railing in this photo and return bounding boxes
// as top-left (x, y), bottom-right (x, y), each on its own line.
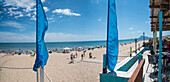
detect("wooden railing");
top-left (128, 59), bottom-right (145, 82)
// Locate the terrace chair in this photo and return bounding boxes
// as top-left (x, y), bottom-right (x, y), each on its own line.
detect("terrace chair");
top-left (146, 55), bottom-right (157, 73)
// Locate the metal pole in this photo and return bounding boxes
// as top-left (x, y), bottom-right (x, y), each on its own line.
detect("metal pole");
top-left (130, 47), bottom-right (132, 57)
top-left (37, 68), bottom-right (39, 82)
top-left (143, 32), bottom-right (145, 46)
top-left (153, 30), bottom-right (155, 52)
top-left (158, 11), bottom-right (162, 82)
top-left (103, 54), bottom-right (107, 73)
top-left (40, 67), bottom-right (44, 82)
top-left (155, 29), bottom-right (157, 54)
top-left (138, 53), bottom-right (142, 64)
top-left (135, 39), bottom-right (137, 53)
top-left (138, 44), bottom-right (140, 51)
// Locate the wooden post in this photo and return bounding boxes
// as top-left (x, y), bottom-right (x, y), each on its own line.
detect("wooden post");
top-left (138, 53), bottom-right (142, 64)
top-left (40, 67), bottom-right (44, 82)
top-left (128, 59), bottom-right (145, 82)
top-left (155, 29), bottom-right (157, 54)
top-left (138, 44), bottom-right (140, 51)
top-left (135, 39), bottom-right (137, 53)
top-left (130, 47), bottom-right (132, 57)
top-left (153, 30), bottom-right (155, 52)
top-left (103, 54), bottom-right (107, 73)
top-left (143, 32), bottom-right (145, 46)
top-left (37, 68), bottom-right (39, 82)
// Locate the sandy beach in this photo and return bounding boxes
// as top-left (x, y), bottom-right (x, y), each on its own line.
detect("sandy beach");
top-left (0, 40), bottom-right (146, 82)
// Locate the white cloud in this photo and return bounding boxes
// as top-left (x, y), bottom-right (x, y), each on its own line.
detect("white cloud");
top-left (145, 21), bottom-right (150, 24)
top-left (98, 19), bottom-right (101, 21)
top-left (0, 21), bottom-right (25, 31)
top-left (4, 0), bottom-right (36, 12)
top-left (3, 0), bottom-right (46, 19)
top-left (14, 14), bottom-right (24, 18)
top-left (43, 7), bottom-right (49, 12)
top-left (129, 27), bottom-right (134, 30)
top-left (30, 15), bottom-right (36, 21)
top-left (52, 9), bottom-right (81, 16)
top-left (45, 32), bottom-right (102, 42)
top-left (48, 18), bottom-right (54, 20)
top-left (41, 0), bottom-right (46, 3)
top-left (26, 13), bottom-right (31, 17)
top-left (59, 16), bottom-right (63, 18)
top-left (137, 31), bottom-right (141, 33)
top-left (0, 32), bottom-right (34, 42)
top-left (47, 17), bottom-right (55, 23)
top-left (8, 11), bottom-right (22, 16)
top-left (0, 31), bottom-right (104, 42)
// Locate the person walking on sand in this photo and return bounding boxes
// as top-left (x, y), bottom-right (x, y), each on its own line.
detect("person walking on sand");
top-left (81, 54), bottom-right (83, 61)
top-left (70, 53), bottom-right (74, 63)
top-left (76, 52), bottom-right (78, 58)
top-left (83, 50), bottom-right (86, 57)
top-left (89, 52), bottom-right (92, 59)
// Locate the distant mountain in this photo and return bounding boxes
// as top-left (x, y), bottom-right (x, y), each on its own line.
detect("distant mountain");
top-left (120, 35), bottom-right (151, 42)
top-left (137, 35), bottom-right (151, 41)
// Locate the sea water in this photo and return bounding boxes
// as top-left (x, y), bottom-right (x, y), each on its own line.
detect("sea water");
top-left (0, 39), bottom-right (142, 51)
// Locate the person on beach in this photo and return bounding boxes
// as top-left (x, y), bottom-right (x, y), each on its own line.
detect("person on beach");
top-left (130, 47), bottom-right (132, 57)
top-left (162, 39), bottom-right (168, 52)
top-left (81, 54), bottom-right (83, 61)
top-left (83, 50), bottom-right (86, 57)
top-left (89, 52), bottom-right (92, 59)
top-left (70, 53), bottom-right (74, 63)
top-left (76, 52), bottom-right (78, 58)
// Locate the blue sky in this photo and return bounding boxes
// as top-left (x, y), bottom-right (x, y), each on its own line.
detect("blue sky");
top-left (0, 0), bottom-right (169, 42)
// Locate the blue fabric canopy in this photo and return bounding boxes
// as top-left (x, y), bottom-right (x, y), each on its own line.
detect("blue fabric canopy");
top-left (33, 0), bottom-right (49, 71)
top-left (106, 0), bottom-right (119, 72)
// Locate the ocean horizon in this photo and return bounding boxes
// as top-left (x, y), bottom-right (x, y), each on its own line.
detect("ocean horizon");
top-left (0, 39), bottom-right (145, 51)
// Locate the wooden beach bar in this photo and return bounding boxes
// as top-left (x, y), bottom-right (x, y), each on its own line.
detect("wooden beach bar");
top-left (100, 0), bottom-right (169, 82)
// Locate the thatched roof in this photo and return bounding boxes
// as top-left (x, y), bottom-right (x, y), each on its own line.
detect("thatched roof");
top-left (149, 0), bottom-right (170, 31)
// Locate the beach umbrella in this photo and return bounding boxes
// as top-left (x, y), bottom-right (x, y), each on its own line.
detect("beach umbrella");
top-left (63, 47), bottom-right (71, 50)
top-left (31, 51), bottom-right (34, 54)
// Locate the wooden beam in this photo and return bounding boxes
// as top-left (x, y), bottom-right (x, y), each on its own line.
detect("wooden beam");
top-left (150, 15), bottom-right (170, 18)
top-left (157, 1), bottom-right (169, 5)
top-left (128, 59), bottom-right (145, 82)
top-left (151, 10), bottom-right (169, 30)
top-left (151, 25), bottom-right (170, 31)
top-left (151, 21), bottom-right (170, 24)
top-left (149, 4), bottom-right (169, 8)
top-left (163, 9), bottom-right (169, 16)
